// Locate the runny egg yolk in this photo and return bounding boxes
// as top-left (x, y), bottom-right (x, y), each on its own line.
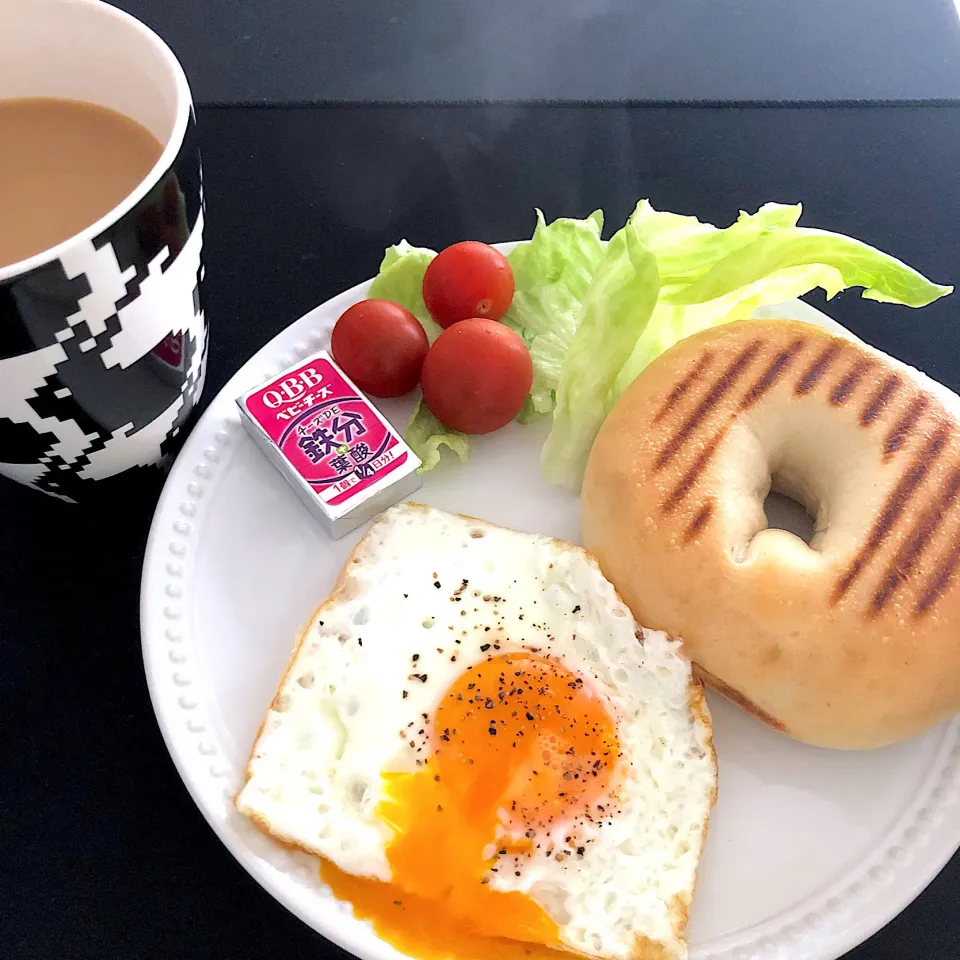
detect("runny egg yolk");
top-left (321, 652), bottom-right (620, 959)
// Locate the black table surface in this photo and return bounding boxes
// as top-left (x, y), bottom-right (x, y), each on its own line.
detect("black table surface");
top-left (115, 0), bottom-right (960, 104)
top-left (4, 104), bottom-right (960, 959)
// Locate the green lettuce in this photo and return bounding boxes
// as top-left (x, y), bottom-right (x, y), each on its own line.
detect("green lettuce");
top-left (367, 240), bottom-right (443, 342)
top-left (540, 207), bottom-right (660, 490)
top-left (502, 210), bottom-right (606, 422)
top-left (633, 200), bottom-right (802, 292)
top-left (403, 397), bottom-right (470, 473)
top-left (666, 226), bottom-right (953, 307)
top-left (613, 267), bottom-right (831, 395)
top-left (542, 200), bottom-right (953, 491)
top-left (365, 202), bottom-right (952, 488)
top-left (373, 215), bottom-right (608, 470)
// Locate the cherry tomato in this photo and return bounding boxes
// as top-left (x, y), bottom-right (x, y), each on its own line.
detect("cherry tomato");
top-left (420, 319), bottom-right (532, 434)
top-left (331, 299), bottom-right (429, 398)
top-left (422, 241), bottom-right (515, 328)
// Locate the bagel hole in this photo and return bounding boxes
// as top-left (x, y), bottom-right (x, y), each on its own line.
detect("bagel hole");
top-left (763, 490), bottom-right (816, 546)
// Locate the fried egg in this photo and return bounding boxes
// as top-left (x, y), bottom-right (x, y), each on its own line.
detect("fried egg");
top-left (236, 503), bottom-right (717, 960)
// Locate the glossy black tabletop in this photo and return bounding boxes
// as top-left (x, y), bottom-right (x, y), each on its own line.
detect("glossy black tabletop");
top-left (117, 0), bottom-right (960, 103)
top-left (4, 104), bottom-right (960, 959)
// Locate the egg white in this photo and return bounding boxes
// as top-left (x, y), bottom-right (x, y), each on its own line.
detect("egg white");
top-left (237, 503), bottom-right (717, 960)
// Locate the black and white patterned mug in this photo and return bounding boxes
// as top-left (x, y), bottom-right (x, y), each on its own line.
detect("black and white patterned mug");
top-left (0, 0), bottom-right (206, 503)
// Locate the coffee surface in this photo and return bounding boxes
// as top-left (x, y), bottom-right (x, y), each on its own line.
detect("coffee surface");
top-left (0, 97), bottom-right (163, 269)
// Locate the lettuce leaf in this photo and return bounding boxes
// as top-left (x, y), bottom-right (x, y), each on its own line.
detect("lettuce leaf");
top-left (502, 210), bottom-right (606, 422)
top-left (543, 200), bottom-right (953, 492)
top-left (666, 226), bottom-right (953, 307)
top-left (404, 396), bottom-right (470, 473)
top-left (615, 209), bottom-right (954, 391)
top-left (366, 202), bottom-right (952, 489)
top-left (632, 199), bottom-right (802, 292)
top-left (615, 265), bottom-right (852, 395)
top-left (367, 240), bottom-right (443, 342)
top-left (540, 207), bottom-right (660, 490)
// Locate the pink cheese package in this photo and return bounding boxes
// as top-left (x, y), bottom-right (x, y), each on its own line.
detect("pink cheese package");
top-left (236, 350), bottom-right (422, 539)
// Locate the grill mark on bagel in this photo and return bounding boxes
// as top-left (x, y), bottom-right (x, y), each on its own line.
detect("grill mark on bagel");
top-left (916, 528), bottom-right (960, 617)
top-left (795, 341), bottom-right (843, 396)
top-left (653, 340), bottom-right (762, 473)
top-left (663, 431), bottom-right (728, 514)
top-left (695, 666), bottom-right (787, 732)
top-left (860, 374), bottom-right (902, 426)
top-left (870, 467), bottom-right (960, 616)
top-left (739, 337), bottom-right (806, 409)
top-left (653, 350), bottom-right (715, 423)
top-left (684, 501), bottom-right (715, 544)
top-left (833, 422), bottom-right (951, 604)
top-left (829, 359), bottom-right (873, 407)
top-left (884, 396), bottom-right (929, 461)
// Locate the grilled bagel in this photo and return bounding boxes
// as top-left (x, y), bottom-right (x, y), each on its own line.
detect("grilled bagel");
top-left (582, 317), bottom-right (960, 749)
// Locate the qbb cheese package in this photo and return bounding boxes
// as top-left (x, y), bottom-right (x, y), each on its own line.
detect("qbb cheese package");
top-left (237, 351), bottom-right (421, 539)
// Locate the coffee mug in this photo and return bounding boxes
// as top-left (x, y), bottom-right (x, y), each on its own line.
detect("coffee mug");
top-left (0, 0), bottom-right (206, 503)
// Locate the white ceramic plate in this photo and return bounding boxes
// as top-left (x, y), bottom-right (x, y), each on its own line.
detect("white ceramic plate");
top-left (142, 260), bottom-right (960, 960)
